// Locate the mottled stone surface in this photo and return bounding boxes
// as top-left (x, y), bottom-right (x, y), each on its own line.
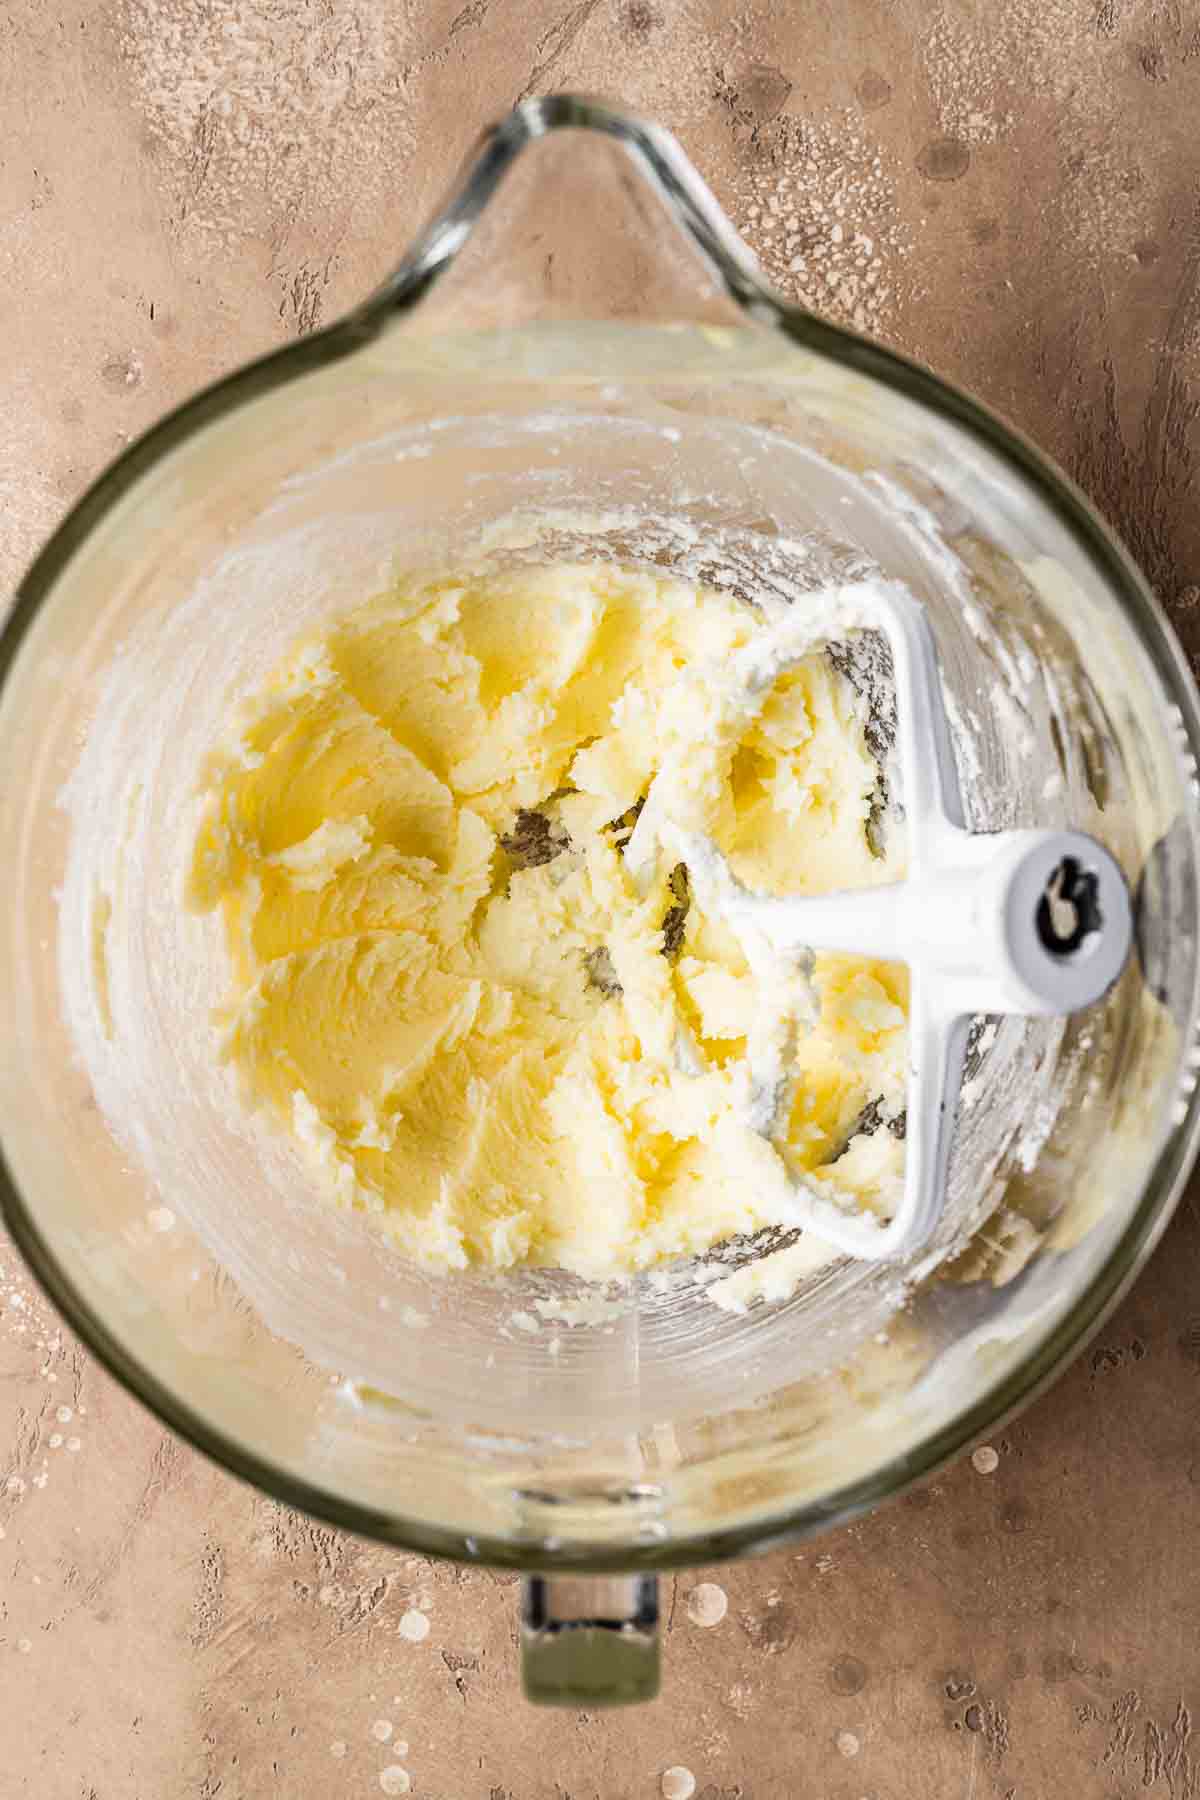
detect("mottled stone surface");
top-left (5, 3), bottom-right (1200, 1795)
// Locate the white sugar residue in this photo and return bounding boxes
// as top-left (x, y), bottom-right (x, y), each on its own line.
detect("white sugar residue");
top-left (0, 377), bottom-right (65, 599)
top-left (1, 1258), bottom-right (55, 1348)
top-left (580, 0), bottom-right (719, 131)
top-left (329, 1741), bottom-right (347, 1760)
top-left (371, 1720), bottom-right (393, 1743)
top-left (378, 1769), bottom-right (411, 1796)
top-left (686, 1582), bottom-right (728, 1628)
top-left (729, 111), bottom-right (913, 338)
top-left (398, 1608), bottom-right (430, 1643)
top-left (116, 0), bottom-right (416, 252)
top-left (0, 1256), bottom-right (80, 1520)
top-left (922, 0), bottom-right (1153, 262)
top-left (922, 9), bottom-right (1015, 144)
top-left (836, 1730), bottom-right (861, 1757)
top-left (922, 0), bottom-right (1104, 146)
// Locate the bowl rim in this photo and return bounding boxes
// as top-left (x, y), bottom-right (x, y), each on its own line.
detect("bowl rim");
top-left (3, 95), bottom-right (1200, 1572)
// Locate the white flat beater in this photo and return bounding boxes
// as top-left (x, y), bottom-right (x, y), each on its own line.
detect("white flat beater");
top-left (625, 581), bottom-right (1133, 1261)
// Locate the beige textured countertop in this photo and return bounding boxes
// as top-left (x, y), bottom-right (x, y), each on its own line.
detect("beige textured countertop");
top-left (5, 3), bottom-right (1200, 1795)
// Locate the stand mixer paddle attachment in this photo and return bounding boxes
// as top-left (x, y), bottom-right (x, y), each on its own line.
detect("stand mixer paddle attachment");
top-left (624, 578), bottom-right (1133, 1262)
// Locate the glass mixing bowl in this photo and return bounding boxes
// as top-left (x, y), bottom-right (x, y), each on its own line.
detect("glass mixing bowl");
top-left (3, 99), bottom-right (1200, 1706)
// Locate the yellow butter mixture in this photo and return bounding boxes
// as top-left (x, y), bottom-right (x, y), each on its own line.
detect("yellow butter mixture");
top-left (189, 562), bottom-right (909, 1276)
